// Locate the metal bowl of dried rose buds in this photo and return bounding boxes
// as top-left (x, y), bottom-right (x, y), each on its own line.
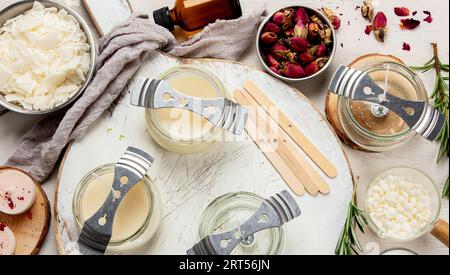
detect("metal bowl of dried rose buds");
top-left (256, 6), bottom-right (337, 81)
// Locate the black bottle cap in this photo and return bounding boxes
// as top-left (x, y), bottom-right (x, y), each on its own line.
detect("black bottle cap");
top-left (153, 7), bottom-right (174, 31)
top-left (230, 0), bottom-right (243, 18)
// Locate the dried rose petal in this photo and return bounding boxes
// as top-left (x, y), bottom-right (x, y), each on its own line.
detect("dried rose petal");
top-left (412, 11), bottom-right (417, 16)
top-left (402, 42), bottom-right (411, 51)
top-left (0, 223), bottom-right (6, 231)
top-left (394, 7), bottom-right (410, 17)
top-left (284, 63), bottom-right (305, 78)
top-left (400, 18), bottom-right (420, 29)
top-left (423, 11), bottom-right (433, 23)
top-left (260, 32), bottom-right (278, 44)
top-left (365, 24), bottom-right (373, 35)
top-left (264, 22), bottom-right (280, 34)
top-left (321, 7), bottom-right (341, 30)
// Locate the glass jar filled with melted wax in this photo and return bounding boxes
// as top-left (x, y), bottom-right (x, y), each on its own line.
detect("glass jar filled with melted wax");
top-left (336, 62), bottom-right (428, 152)
top-left (199, 192), bottom-right (285, 255)
top-left (72, 164), bottom-right (162, 254)
top-left (145, 65), bottom-right (227, 154)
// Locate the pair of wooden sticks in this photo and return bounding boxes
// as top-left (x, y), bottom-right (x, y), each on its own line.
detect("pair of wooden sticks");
top-left (234, 80), bottom-right (337, 196)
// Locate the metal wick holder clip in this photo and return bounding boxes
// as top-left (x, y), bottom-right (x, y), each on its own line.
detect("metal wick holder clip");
top-left (329, 65), bottom-right (445, 141)
top-left (131, 77), bottom-right (248, 135)
top-left (187, 190), bottom-right (301, 255)
top-left (78, 147), bottom-right (155, 255)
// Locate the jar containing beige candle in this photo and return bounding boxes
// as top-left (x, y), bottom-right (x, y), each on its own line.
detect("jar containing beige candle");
top-left (331, 61), bottom-right (428, 152)
top-left (72, 164), bottom-right (162, 254)
top-left (145, 65), bottom-right (227, 154)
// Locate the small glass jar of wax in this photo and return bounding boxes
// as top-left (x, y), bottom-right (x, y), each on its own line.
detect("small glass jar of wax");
top-left (145, 65), bottom-right (227, 154)
top-left (199, 192), bottom-right (285, 255)
top-left (72, 164), bottom-right (162, 254)
top-left (336, 61), bottom-right (428, 152)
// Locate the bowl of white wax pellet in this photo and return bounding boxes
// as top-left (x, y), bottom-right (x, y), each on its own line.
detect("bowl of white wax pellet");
top-left (364, 167), bottom-right (441, 242)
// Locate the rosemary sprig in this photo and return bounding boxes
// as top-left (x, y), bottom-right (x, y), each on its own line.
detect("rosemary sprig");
top-left (411, 43), bottom-right (449, 163)
top-left (335, 184), bottom-right (367, 255)
top-left (443, 177), bottom-right (449, 198)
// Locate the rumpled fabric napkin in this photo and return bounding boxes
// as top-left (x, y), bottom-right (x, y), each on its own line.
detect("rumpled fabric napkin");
top-left (6, 10), bottom-right (265, 182)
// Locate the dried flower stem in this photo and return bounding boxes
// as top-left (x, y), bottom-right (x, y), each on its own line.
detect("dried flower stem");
top-left (335, 184), bottom-right (367, 255)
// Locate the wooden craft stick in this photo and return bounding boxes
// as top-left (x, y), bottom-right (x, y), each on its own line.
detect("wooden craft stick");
top-left (236, 90), bottom-right (329, 195)
top-left (244, 80), bottom-right (338, 179)
top-left (243, 116), bottom-right (306, 196)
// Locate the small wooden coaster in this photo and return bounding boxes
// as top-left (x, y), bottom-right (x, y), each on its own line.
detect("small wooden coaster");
top-left (0, 167), bottom-right (50, 255)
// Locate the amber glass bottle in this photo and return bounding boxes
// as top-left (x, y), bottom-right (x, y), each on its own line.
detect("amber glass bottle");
top-left (153, 0), bottom-right (242, 32)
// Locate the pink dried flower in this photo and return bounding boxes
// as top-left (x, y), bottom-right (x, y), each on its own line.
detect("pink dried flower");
top-left (273, 12), bottom-right (287, 26)
top-left (270, 66), bottom-right (282, 75)
top-left (261, 32), bottom-right (278, 44)
top-left (266, 54), bottom-right (280, 68)
top-left (299, 52), bottom-right (314, 64)
top-left (330, 15), bottom-right (341, 30)
top-left (284, 63), bottom-right (305, 78)
top-left (271, 43), bottom-right (289, 59)
top-left (296, 8), bottom-right (309, 24)
top-left (316, 43), bottom-right (328, 57)
top-left (423, 11), bottom-right (433, 23)
top-left (264, 22), bottom-right (280, 34)
top-left (290, 37), bottom-right (308, 53)
top-left (394, 7), bottom-right (410, 17)
top-left (373, 12), bottom-right (387, 42)
top-left (294, 19), bottom-right (308, 39)
top-left (304, 62), bottom-right (319, 76)
top-left (365, 24), bottom-right (373, 35)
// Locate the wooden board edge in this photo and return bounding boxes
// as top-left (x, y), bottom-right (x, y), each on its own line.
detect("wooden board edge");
top-left (0, 166), bottom-right (51, 255)
top-left (53, 53), bottom-right (356, 251)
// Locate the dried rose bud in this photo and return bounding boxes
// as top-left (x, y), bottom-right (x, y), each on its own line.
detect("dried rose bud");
top-left (315, 57), bottom-right (329, 68)
top-left (320, 27), bottom-right (333, 45)
top-left (284, 63), bottom-right (305, 78)
top-left (273, 11), bottom-right (287, 26)
top-left (281, 8), bottom-right (296, 30)
top-left (400, 18), bottom-right (420, 30)
top-left (261, 32), bottom-right (278, 44)
top-left (271, 43), bottom-right (289, 59)
top-left (296, 8), bottom-right (309, 24)
top-left (373, 12), bottom-right (387, 42)
top-left (365, 24), bottom-right (373, 35)
top-left (361, 0), bottom-right (374, 21)
top-left (266, 54), bottom-right (280, 68)
top-left (286, 52), bottom-right (299, 64)
top-left (264, 22), bottom-right (280, 34)
top-left (310, 15), bottom-right (324, 29)
top-left (321, 7), bottom-right (341, 30)
top-left (290, 37), bottom-right (308, 52)
top-left (308, 23), bottom-right (320, 40)
top-left (299, 52), bottom-right (314, 64)
top-left (394, 7), bottom-right (410, 17)
top-left (294, 19), bottom-right (308, 39)
top-left (316, 43), bottom-right (328, 57)
top-left (304, 62), bottom-right (319, 76)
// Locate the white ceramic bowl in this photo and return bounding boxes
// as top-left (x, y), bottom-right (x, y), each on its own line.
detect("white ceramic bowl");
top-left (256, 6), bottom-right (337, 82)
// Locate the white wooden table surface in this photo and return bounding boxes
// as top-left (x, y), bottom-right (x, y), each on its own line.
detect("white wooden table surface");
top-left (0, 0), bottom-right (448, 255)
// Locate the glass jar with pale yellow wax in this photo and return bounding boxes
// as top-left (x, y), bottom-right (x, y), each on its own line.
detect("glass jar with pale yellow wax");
top-left (145, 66), bottom-right (228, 153)
top-left (73, 164), bottom-right (162, 254)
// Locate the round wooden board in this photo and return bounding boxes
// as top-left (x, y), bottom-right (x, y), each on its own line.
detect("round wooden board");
top-left (325, 54), bottom-right (404, 151)
top-left (54, 52), bottom-right (354, 255)
top-left (0, 167), bottom-right (50, 255)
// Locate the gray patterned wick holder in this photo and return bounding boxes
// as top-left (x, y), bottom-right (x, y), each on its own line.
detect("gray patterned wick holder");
top-left (329, 65), bottom-right (445, 141)
top-left (78, 147), bottom-right (154, 255)
top-left (130, 77), bottom-right (248, 135)
top-left (187, 190), bottom-right (301, 255)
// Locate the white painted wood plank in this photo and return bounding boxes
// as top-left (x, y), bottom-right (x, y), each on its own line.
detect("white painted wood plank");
top-left (82, 0), bottom-right (132, 36)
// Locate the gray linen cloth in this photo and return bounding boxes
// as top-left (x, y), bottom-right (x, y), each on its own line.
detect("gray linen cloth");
top-left (6, 11), bottom-right (265, 182)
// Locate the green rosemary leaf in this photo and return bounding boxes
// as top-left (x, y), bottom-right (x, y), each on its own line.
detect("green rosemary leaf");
top-left (443, 177), bottom-right (449, 198)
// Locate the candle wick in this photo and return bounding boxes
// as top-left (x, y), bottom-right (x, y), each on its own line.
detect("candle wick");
top-left (382, 65), bottom-right (390, 101)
